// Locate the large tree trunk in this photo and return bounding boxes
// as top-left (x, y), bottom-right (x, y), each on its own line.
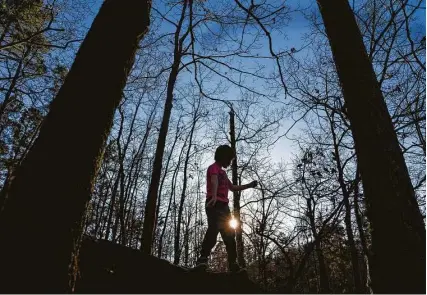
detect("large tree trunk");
top-left (0, 0), bottom-right (151, 292)
top-left (317, 1), bottom-right (426, 293)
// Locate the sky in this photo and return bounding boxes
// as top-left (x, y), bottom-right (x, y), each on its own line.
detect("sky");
top-left (81, 0), bottom-right (425, 167)
top-left (79, 0), bottom-right (305, 165)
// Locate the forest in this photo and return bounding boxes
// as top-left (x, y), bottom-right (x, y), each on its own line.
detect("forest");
top-left (0, 0), bottom-right (425, 293)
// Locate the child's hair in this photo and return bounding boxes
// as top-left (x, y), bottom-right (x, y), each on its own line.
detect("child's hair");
top-left (214, 145), bottom-right (235, 163)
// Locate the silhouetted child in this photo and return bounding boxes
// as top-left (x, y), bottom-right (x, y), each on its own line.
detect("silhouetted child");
top-left (195, 145), bottom-right (257, 272)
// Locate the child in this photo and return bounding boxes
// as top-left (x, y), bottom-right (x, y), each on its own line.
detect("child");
top-left (195, 145), bottom-right (257, 272)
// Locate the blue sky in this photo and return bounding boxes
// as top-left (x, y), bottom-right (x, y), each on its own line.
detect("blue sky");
top-left (81, 0), bottom-right (425, 166)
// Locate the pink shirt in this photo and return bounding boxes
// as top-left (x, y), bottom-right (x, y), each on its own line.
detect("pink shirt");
top-left (206, 162), bottom-right (232, 203)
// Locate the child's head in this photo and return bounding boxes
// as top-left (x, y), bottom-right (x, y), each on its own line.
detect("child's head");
top-left (215, 145), bottom-right (235, 168)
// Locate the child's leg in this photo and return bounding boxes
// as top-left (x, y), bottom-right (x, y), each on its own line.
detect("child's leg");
top-left (217, 204), bottom-right (239, 270)
top-left (197, 203), bottom-right (220, 263)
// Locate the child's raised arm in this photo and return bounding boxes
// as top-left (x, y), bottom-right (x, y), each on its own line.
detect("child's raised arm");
top-left (228, 178), bottom-right (257, 192)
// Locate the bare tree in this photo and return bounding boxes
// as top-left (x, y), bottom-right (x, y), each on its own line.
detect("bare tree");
top-left (174, 95), bottom-right (202, 264)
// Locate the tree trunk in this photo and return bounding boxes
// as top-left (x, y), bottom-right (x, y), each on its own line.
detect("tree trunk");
top-left (328, 110), bottom-right (364, 293)
top-left (116, 97), bottom-right (144, 246)
top-left (307, 198), bottom-right (330, 293)
top-left (287, 241), bottom-right (315, 293)
top-left (124, 109), bottom-right (155, 243)
top-left (343, 194), bottom-right (364, 293)
top-left (183, 211), bottom-right (191, 267)
top-left (105, 163), bottom-right (121, 240)
top-left (155, 120), bottom-right (181, 237)
top-left (174, 104), bottom-right (199, 265)
top-left (140, 1), bottom-right (189, 254)
top-left (0, 0), bottom-right (151, 292)
top-left (158, 189), bottom-right (174, 258)
top-left (314, 240), bottom-right (330, 294)
top-left (353, 172), bottom-right (373, 293)
top-left (109, 108), bottom-right (125, 242)
top-left (92, 163), bottom-right (110, 237)
top-left (229, 107), bottom-right (246, 267)
top-left (124, 130), bottom-right (151, 244)
top-left (317, 0), bottom-right (425, 293)
top-left (158, 145), bottom-right (186, 258)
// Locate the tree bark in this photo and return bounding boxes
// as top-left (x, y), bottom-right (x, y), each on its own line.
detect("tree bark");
top-left (0, 0), bottom-right (151, 292)
top-left (317, 0), bottom-right (426, 293)
top-left (229, 107), bottom-right (246, 267)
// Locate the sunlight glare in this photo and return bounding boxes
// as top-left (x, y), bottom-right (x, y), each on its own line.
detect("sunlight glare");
top-left (229, 218), bottom-right (238, 229)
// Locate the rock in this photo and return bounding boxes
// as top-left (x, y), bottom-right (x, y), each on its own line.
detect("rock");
top-left (75, 236), bottom-right (261, 293)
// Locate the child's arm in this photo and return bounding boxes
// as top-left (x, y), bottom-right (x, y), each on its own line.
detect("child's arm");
top-left (229, 180), bottom-right (257, 192)
top-left (206, 174), bottom-right (219, 207)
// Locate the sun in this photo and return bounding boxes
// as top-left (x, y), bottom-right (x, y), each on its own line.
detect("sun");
top-left (229, 218), bottom-right (238, 229)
